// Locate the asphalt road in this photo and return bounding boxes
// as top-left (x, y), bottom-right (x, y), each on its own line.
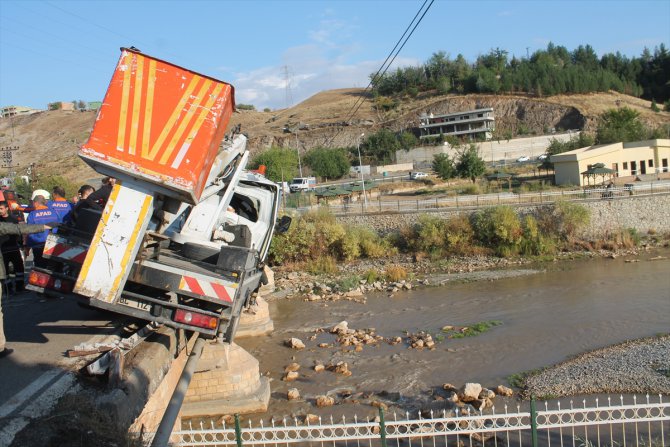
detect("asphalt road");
top-left (0, 288), bottom-right (118, 406)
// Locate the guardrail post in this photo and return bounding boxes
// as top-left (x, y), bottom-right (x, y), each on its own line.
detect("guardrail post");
top-left (234, 414), bottom-right (243, 447)
top-left (378, 407), bottom-right (388, 447)
top-left (530, 398), bottom-right (538, 447)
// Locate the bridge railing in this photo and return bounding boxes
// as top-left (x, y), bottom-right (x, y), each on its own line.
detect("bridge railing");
top-left (166, 394), bottom-right (669, 447)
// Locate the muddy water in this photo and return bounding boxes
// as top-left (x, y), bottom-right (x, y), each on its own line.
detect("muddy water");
top-left (237, 251), bottom-right (670, 418)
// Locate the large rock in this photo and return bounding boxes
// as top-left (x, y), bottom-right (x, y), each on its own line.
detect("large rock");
top-left (316, 395), bottom-right (335, 407)
top-left (495, 385), bottom-right (514, 397)
top-left (285, 338), bottom-right (305, 350)
top-left (330, 321), bottom-right (349, 334)
top-left (458, 383), bottom-right (482, 402)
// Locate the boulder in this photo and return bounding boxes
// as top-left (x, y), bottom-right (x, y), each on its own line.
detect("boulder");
top-left (285, 338), bottom-right (305, 349)
top-left (495, 385), bottom-right (514, 397)
top-left (285, 362), bottom-right (301, 372)
top-left (314, 364), bottom-right (325, 373)
top-left (287, 388), bottom-right (300, 400)
top-left (330, 321), bottom-right (349, 334)
top-left (305, 414), bottom-right (319, 424)
top-left (458, 383), bottom-right (482, 402)
top-left (316, 395), bottom-right (335, 407)
top-left (283, 371), bottom-right (299, 382)
top-left (478, 388), bottom-right (495, 400)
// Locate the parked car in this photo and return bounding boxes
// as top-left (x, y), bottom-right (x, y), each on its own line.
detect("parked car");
top-left (516, 155), bottom-right (530, 162)
top-left (537, 154), bottom-right (549, 161)
top-left (410, 171), bottom-right (428, 180)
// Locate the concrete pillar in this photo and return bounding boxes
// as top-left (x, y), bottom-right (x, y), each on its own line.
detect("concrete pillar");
top-left (235, 295), bottom-right (274, 338)
top-left (181, 342), bottom-right (270, 418)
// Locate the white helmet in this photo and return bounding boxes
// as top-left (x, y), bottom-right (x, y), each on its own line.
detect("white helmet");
top-left (31, 189), bottom-right (51, 200)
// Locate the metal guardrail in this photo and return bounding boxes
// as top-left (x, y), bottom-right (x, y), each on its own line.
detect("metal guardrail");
top-left (168, 394), bottom-right (669, 447)
top-left (308, 182), bottom-right (670, 215)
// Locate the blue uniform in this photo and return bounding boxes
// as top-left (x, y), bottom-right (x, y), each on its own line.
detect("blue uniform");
top-left (47, 199), bottom-right (73, 223)
top-left (26, 207), bottom-right (55, 247)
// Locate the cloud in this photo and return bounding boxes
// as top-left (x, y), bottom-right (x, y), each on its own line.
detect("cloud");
top-left (230, 13), bottom-right (420, 111)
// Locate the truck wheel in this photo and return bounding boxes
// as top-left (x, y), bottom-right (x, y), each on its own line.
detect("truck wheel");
top-left (181, 242), bottom-right (220, 264)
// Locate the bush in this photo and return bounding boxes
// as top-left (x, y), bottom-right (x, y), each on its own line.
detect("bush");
top-left (471, 206), bottom-right (523, 256)
top-left (443, 214), bottom-right (476, 255)
top-left (519, 215), bottom-right (555, 255)
top-left (545, 201), bottom-right (591, 241)
top-left (308, 256), bottom-right (338, 275)
top-left (384, 265), bottom-right (408, 282)
top-left (363, 269), bottom-right (380, 284)
top-left (651, 100), bottom-right (660, 112)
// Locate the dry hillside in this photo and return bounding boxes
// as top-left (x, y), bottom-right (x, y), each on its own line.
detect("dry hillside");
top-left (1, 90), bottom-right (668, 184)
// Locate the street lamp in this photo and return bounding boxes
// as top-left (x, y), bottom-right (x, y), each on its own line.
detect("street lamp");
top-left (357, 133), bottom-right (367, 207)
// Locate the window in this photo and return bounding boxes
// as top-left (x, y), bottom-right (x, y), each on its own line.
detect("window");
top-left (663, 158), bottom-right (668, 172)
top-left (648, 159), bottom-right (654, 168)
top-left (613, 163), bottom-right (618, 174)
top-left (630, 161), bottom-right (637, 175)
top-left (623, 162), bottom-right (628, 170)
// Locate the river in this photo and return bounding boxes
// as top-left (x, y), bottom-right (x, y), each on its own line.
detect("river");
top-left (237, 249), bottom-right (670, 418)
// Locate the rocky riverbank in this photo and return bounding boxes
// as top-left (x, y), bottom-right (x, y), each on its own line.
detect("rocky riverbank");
top-left (522, 335), bottom-right (670, 399)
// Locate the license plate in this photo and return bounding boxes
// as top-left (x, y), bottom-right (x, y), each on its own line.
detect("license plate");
top-left (117, 296), bottom-right (152, 312)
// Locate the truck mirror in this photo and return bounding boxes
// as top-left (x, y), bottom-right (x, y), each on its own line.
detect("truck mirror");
top-left (275, 215), bottom-right (292, 234)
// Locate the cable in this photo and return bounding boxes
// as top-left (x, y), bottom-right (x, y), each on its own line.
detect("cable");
top-left (324, 0), bottom-right (435, 147)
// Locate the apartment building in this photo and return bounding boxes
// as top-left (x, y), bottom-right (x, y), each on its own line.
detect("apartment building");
top-left (419, 108), bottom-right (495, 141)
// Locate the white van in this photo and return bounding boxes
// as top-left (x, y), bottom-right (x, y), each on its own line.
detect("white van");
top-left (289, 177), bottom-right (316, 192)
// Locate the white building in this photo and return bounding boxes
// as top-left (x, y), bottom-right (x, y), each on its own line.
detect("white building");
top-left (419, 108), bottom-right (495, 141)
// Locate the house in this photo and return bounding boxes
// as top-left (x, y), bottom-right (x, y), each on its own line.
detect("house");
top-left (551, 139), bottom-right (670, 186)
top-left (419, 108), bottom-right (495, 142)
top-left (1, 105), bottom-right (41, 118)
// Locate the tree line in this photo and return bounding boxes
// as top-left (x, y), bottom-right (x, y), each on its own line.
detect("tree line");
top-left (370, 43), bottom-right (670, 102)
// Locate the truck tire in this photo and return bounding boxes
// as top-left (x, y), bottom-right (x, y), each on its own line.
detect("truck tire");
top-left (181, 242), bottom-right (220, 264)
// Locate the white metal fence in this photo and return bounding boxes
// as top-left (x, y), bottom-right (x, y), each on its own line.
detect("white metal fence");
top-left (302, 181), bottom-right (670, 215)
top-left (168, 394), bottom-right (669, 447)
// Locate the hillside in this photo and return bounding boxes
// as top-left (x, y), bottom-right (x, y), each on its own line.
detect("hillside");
top-left (1, 90), bottom-right (668, 185)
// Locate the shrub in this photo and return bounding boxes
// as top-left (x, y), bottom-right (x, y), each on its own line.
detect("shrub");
top-left (308, 256), bottom-right (338, 275)
top-left (519, 215), bottom-right (555, 255)
top-left (459, 184), bottom-right (480, 195)
top-left (363, 269), bottom-right (380, 284)
top-left (415, 214), bottom-right (447, 253)
top-left (335, 275), bottom-right (360, 292)
top-left (443, 214), bottom-right (476, 255)
top-left (651, 99), bottom-right (660, 112)
top-left (385, 265), bottom-right (408, 282)
top-left (552, 201), bottom-right (591, 240)
top-left (472, 206), bottom-right (523, 256)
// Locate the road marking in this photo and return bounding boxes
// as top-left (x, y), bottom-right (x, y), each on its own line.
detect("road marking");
top-left (0, 371), bottom-right (78, 446)
top-left (0, 369), bottom-right (63, 418)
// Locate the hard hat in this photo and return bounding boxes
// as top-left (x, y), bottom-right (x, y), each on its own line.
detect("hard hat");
top-left (31, 189), bottom-right (51, 200)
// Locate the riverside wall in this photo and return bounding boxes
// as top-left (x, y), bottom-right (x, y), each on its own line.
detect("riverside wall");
top-left (337, 194), bottom-right (670, 238)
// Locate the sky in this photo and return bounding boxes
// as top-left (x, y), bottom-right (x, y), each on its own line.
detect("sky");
top-left (1, 0), bottom-right (668, 111)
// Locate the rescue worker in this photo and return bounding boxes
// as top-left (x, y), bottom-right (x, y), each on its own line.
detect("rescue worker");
top-left (0, 201), bottom-right (26, 293)
top-left (67, 184), bottom-right (99, 226)
top-left (0, 220), bottom-right (53, 358)
top-left (25, 195), bottom-right (56, 268)
top-left (47, 186), bottom-right (73, 223)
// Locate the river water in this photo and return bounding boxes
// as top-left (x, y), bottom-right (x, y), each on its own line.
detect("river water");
top-left (237, 250), bottom-right (670, 418)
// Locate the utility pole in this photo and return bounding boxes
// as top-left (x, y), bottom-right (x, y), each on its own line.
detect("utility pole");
top-left (0, 145), bottom-right (19, 178)
top-left (526, 47), bottom-right (530, 59)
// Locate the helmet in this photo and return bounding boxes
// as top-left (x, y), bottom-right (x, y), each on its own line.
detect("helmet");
top-left (31, 189), bottom-right (51, 200)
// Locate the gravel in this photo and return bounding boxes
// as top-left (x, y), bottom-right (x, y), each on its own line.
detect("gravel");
top-left (523, 335), bottom-right (670, 398)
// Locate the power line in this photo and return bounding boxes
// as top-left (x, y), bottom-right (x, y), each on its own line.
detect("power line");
top-left (325, 0), bottom-right (435, 147)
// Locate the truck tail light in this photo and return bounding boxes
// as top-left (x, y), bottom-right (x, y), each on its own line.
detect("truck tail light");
top-left (28, 271), bottom-right (74, 293)
top-left (174, 309), bottom-right (218, 330)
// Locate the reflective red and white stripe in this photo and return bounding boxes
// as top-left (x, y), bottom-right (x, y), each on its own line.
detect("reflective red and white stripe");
top-left (43, 240), bottom-right (88, 264)
top-left (178, 275), bottom-right (234, 302)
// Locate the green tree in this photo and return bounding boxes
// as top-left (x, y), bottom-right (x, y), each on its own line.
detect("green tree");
top-left (432, 153), bottom-right (456, 180)
top-left (237, 104), bottom-right (256, 111)
top-left (595, 107), bottom-right (646, 144)
top-left (304, 147), bottom-right (350, 179)
top-left (456, 144), bottom-right (486, 183)
top-left (398, 131), bottom-right (418, 150)
top-left (360, 129), bottom-right (400, 164)
top-left (249, 147), bottom-right (298, 183)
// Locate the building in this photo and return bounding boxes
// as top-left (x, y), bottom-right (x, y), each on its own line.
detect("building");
top-left (419, 108), bottom-right (495, 141)
top-left (87, 101), bottom-right (102, 111)
top-left (47, 101), bottom-right (75, 111)
top-left (1, 105), bottom-right (41, 118)
top-left (551, 139), bottom-right (670, 186)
